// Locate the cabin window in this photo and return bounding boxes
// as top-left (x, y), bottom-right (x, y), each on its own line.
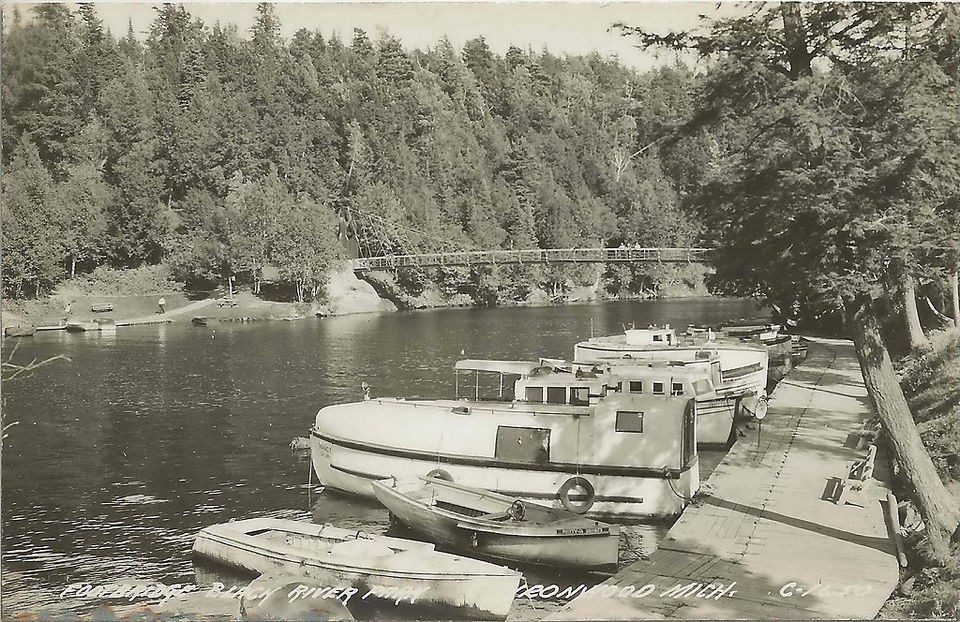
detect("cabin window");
top-left (495, 426), bottom-right (550, 464)
top-left (629, 380), bottom-right (643, 393)
top-left (692, 379), bottom-right (711, 396)
top-left (653, 381), bottom-right (665, 395)
top-left (653, 334), bottom-right (664, 342)
top-left (616, 411), bottom-right (644, 433)
top-left (570, 387), bottom-right (590, 406)
top-left (525, 386), bottom-right (544, 402)
top-left (671, 382), bottom-right (685, 396)
top-left (546, 387), bottom-right (566, 404)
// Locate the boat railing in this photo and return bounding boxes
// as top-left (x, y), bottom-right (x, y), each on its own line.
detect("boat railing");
top-left (375, 398), bottom-right (592, 418)
top-left (720, 362), bottom-right (764, 381)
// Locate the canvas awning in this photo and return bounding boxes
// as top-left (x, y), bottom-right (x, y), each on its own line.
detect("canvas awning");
top-left (454, 359), bottom-right (545, 376)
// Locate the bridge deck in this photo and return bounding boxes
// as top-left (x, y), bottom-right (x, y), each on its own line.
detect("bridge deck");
top-left (548, 339), bottom-right (900, 620)
top-left (352, 247), bottom-right (711, 271)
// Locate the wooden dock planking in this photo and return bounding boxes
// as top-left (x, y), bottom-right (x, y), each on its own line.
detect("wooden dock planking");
top-left (549, 340), bottom-right (900, 620)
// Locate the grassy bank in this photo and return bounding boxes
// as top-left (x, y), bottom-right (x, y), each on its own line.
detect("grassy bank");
top-left (882, 327), bottom-right (960, 619)
top-left (0, 265), bottom-right (399, 330)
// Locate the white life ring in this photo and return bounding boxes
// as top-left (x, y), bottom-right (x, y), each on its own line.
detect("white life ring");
top-left (558, 476), bottom-right (595, 514)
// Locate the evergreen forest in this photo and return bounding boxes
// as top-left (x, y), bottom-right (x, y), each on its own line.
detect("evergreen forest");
top-left (2, 3), bottom-right (708, 303)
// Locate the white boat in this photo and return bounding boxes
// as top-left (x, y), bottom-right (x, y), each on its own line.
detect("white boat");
top-left (538, 357), bottom-right (739, 446)
top-left (311, 359), bottom-right (700, 520)
top-left (192, 518), bottom-right (521, 621)
top-left (574, 325), bottom-right (768, 418)
top-left (372, 476), bottom-right (619, 570)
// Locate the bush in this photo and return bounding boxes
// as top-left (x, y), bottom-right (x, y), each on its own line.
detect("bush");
top-left (57, 265), bottom-right (182, 297)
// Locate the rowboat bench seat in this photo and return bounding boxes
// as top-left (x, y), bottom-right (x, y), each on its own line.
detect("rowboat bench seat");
top-left (91, 303), bottom-right (114, 313)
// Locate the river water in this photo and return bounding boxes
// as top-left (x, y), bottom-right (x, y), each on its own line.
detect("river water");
top-left (1, 298), bottom-right (763, 619)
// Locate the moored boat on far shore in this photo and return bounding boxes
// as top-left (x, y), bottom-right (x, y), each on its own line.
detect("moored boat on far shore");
top-left (65, 319), bottom-right (100, 332)
top-left (4, 326), bottom-right (36, 338)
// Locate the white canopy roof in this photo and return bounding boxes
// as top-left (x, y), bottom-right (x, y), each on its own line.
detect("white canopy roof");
top-left (455, 359), bottom-right (546, 376)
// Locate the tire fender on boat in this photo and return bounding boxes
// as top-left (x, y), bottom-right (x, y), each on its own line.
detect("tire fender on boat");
top-left (558, 476), bottom-right (595, 514)
top-left (425, 468), bottom-right (453, 482)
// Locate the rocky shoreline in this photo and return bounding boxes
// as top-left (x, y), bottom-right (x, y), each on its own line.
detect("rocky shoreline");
top-left (2, 264), bottom-right (708, 332)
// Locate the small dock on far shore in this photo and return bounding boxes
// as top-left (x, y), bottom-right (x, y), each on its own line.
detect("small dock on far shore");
top-left (550, 339), bottom-right (901, 620)
top-left (29, 299), bottom-right (218, 332)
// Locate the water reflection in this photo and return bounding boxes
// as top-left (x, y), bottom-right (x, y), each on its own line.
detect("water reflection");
top-left (1, 299), bottom-right (762, 617)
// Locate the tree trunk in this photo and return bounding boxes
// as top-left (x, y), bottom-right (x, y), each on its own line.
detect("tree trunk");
top-left (71, 256), bottom-right (76, 278)
top-left (780, 3), bottom-right (813, 79)
top-left (950, 271), bottom-right (960, 328)
top-left (899, 273), bottom-right (929, 350)
top-left (847, 297), bottom-right (960, 546)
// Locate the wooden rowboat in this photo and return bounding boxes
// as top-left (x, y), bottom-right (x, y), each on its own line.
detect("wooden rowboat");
top-left (373, 476), bottom-right (619, 570)
top-left (4, 326), bottom-right (36, 338)
top-left (192, 518), bottom-right (521, 620)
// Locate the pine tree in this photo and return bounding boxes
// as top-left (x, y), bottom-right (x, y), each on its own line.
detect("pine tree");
top-left (619, 2), bottom-right (960, 544)
top-left (1, 138), bottom-right (67, 296)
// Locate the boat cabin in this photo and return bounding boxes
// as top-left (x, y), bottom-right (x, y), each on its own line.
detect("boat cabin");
top-left (312, 357), bottom-right (702, 518)
top-left (624, 326), bottom-right (677, 346)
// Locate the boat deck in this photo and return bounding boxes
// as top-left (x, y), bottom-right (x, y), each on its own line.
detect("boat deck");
top-left (549, 339), bottom-right (900, 620)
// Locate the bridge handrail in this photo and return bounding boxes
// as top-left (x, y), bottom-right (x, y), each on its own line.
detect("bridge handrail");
top-left (352, 247), bottom-right (712, 271)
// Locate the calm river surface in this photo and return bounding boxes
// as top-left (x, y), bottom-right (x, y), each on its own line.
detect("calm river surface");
top-left (1, 298), bottom-right (763, 619)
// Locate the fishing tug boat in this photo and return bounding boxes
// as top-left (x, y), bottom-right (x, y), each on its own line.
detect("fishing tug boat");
top-left (574, 325), bottom-right (769, 418)
top-left (310, 359), bottom-right (700, 520)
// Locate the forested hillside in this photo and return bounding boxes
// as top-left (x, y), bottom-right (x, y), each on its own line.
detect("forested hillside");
top-left (2, 3), bottom-right (709, 304)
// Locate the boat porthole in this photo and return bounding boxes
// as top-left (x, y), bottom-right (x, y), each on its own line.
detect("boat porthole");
top-left (558, 476), bottom-right (595, 514)
top-left (425, 468), bottom-right (454, 482)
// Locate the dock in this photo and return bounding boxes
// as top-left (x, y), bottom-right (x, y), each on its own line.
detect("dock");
top-left (29, 299), bottom-right (217, 332)
top-left (550, 339), bottom-right (900, 620)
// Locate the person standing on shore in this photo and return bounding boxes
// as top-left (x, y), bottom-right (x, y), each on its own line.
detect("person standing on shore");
top-left (158, 296), bottom-right (166, 314)
top-left (63, 300), bottom-right (72, 324)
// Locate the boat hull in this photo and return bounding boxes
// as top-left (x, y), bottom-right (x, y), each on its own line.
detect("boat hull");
top-left (4, 326), bottom-right (35, 338)
top-left (372, 479), bottom-right (619, 570)
top-left (695, 396), bottom-right (739, 446)
top-left (65, 320), bottom-right (99, 332)
top-left (192, 519), bottom-right (520, 621)
top-left (310, 430), bottom-right (698, 520)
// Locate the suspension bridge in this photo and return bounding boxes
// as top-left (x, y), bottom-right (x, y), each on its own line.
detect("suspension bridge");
top-left (350, 247), bottom-right (712, 272)
top-left (337, 205), bottom-right (712, 273)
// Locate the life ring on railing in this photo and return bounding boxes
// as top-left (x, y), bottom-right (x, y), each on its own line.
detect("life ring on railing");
top-left (558, 477), bottom-right (595, 514)
top-left (425, 468), bottom-right (454, 482)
